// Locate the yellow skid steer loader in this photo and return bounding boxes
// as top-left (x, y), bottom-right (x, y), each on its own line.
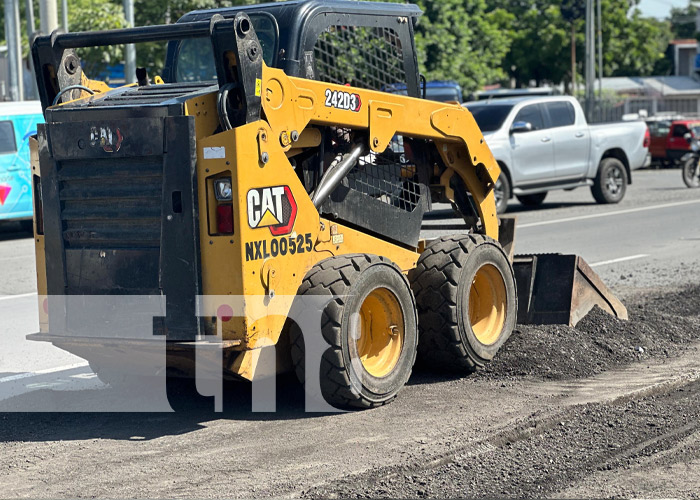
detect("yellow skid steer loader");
top-left (26, 0), bottom-right (626, 409)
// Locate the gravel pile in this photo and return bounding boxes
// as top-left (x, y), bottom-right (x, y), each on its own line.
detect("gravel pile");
top-left (303, 379), bottom-right (700, 499)
top-left (478, 285), bottom-right (700, 381)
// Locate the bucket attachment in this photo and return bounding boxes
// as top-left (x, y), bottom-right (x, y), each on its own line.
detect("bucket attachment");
top-left (513, 254), bottom-right (628, 327)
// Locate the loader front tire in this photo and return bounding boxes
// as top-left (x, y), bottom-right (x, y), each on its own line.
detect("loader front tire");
top-left (409, 235), bottom-right (516, 372)
top-left (290, 254), bottom-right (418, 409)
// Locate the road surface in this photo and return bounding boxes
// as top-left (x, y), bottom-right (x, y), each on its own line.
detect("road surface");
top-left (0, 169), bottom-right (699, 498)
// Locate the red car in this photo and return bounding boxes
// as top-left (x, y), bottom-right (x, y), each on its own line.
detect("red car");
top-left (647, 118), bottom-right (700, 165)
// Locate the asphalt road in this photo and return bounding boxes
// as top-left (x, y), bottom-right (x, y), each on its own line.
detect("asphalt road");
top-left (1, 168), bottom-right (698, 397)
top-left (0, 168), bottom-right (699, 498)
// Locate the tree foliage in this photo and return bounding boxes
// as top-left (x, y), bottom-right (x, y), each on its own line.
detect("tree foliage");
top-left (487, 0), bottom-right (572, 87)
top-left (486, 0), bottom-right (673, 87)
top-left (109, 0), bottom-right (255, 75)
top-left (71, 0), bottom-right (128, 75)
top-left (669, 2), bottom-right (698, 39)
top-left (413, 0), bottom-right (512, 93)
top-left (601, 1), bottom-right (672, 76)
top-left (0, 0), bottom-right (682, 92)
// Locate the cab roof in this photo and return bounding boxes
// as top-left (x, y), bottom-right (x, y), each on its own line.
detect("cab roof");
top-left (178, 0), bottom-right (422, 23)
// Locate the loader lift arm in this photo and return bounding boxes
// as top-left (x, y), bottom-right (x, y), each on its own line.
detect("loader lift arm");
top-left (259, 62), bottom-right (502, 239)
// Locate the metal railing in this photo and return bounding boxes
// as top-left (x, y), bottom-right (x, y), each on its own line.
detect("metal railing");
top-left (584, 96), bottom-right (700, 123)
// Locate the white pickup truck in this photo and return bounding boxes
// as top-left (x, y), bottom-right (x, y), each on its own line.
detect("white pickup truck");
top-left (465, 96), bottom-right (650, 213)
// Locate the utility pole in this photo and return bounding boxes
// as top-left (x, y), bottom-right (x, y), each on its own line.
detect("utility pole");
top-left (123, 0), bottom-right (136, 83)
top-left (4, 0), bottom-right (23, 101)
top-left (597, 0), bottom-right (603, 98)
top-left (571, 24), bottom-right (576, 96)
top-left (25, 0), bottom-right (39, 99)
top-left (39, 0), bottom-right (59, 34)
top-left (61, 0), bottom-right (68, 31)
top-left (25, 0), bottom-right (35, 42)
top-left (585, 0), bottom-right (595, 121)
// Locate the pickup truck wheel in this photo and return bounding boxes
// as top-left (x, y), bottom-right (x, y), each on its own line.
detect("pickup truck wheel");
top-left (516, 192), bottom-right (547, 206)
top-left (591, 158), bottom-right (627, 204)
top-left (494, 173), bottom-right (510, 214)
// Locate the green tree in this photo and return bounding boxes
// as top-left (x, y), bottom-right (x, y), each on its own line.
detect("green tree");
top-left (487, 0), bottom-right (672, 86)
top-left (669, 2), bottom-right (697, 39)
top-left (70, 0), bottom-right (128, 76)
top-left (602, 0), bottom-right (672, 76)
top-left (486, 0), bottom-right (574, 87)
top-left (105, 0), bottom-right (255, 75)
top-left (414, 0), bottom-right (513, 93)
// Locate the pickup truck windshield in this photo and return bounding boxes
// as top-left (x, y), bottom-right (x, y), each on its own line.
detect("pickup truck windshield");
top-left (465, 104), bottom-right (513, 132)
top-left (174, 14), bottom-right (278, 82)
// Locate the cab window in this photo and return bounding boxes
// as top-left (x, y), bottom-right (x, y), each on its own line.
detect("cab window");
top-left (513, 104), bottom-right (545, 131)
top-left (0, 121), bottom-right (17, 154)
top-left (672, 124), bottom-right (689, 138)
top-left (649, 121), bottom-right (670, 138)
top-left (174, 14), bottom-right (278, 82)
top-left (546, 101), bottom-right (576, 127)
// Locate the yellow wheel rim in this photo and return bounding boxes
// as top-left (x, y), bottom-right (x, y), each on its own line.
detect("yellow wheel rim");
top-left (355, 288), bottom-right (405, 378)
top-left (469, 264), bottom-right (507, 346)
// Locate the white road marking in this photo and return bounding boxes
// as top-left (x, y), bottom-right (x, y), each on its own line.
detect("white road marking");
top-left (518, 199), bottom-right (700, 229)
top-left (0, 292), bottom-right (37, 302)
top-left (590, 254), bottom-right (650, 267)
top-left (0, 362), bottom-right (90, 384)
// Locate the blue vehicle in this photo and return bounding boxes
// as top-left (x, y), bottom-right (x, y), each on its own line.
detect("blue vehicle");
top-left (385, 80), bottom-right (463, 103)
top-left (0, 101), bottom-right (44, 230)
top-left (422, 80), bottom-right (463, 103)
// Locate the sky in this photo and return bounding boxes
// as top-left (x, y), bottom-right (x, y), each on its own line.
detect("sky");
top-left (638, 0), bottom-right (692, 19)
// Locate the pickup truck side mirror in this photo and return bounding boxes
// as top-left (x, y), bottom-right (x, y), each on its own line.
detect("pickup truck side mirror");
top-left (511, 121), bottom-right (533, 134)
top-left (684, 132), bottom-right (693, 144)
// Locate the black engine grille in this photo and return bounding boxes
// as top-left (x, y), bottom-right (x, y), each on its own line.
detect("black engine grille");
top-left (58, 156), bottom-right (163, 249)
top-left (85, 82), bottom-right (215, 107)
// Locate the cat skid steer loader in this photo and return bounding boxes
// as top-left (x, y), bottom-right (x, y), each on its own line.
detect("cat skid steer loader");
top-left (26, 0), bottom-right (626, 409)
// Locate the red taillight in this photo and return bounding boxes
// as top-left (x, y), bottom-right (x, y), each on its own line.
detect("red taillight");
top-left (643, 127), bottom-right (650, 148)
top-left (216, 204), bottom-right (233, 234)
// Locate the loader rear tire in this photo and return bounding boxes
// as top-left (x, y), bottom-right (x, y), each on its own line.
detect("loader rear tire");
top-left (290, 254), bottom-right (418, 409)
top-left (409, 234), bottom-right (516, 372)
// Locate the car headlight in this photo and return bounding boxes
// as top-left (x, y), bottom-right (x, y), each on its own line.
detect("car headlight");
top-left (214, 178), bottom-right (232, 201)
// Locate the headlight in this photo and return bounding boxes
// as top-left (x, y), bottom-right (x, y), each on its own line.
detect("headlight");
top-left (214, 178), bottom-right (232, 201)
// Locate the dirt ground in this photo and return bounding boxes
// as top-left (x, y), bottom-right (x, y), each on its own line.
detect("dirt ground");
top-left (304, 286), bottom-right (700, 499)
top-left (1, 284), bottom-right (700, 499)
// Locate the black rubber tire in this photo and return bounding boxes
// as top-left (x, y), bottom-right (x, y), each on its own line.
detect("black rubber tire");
top-left (408, 234), bottom-right (516, 372)
top-left (290, 254), bottom-right (418, 409)
top-left (493, 172), bottom-right (511, 214)
top-left (516, 192), bottom-right (547, 206)
top-left (591, 158), bottom-right (627, 204)
top-left (682, 156), bottom-right (700, 188)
